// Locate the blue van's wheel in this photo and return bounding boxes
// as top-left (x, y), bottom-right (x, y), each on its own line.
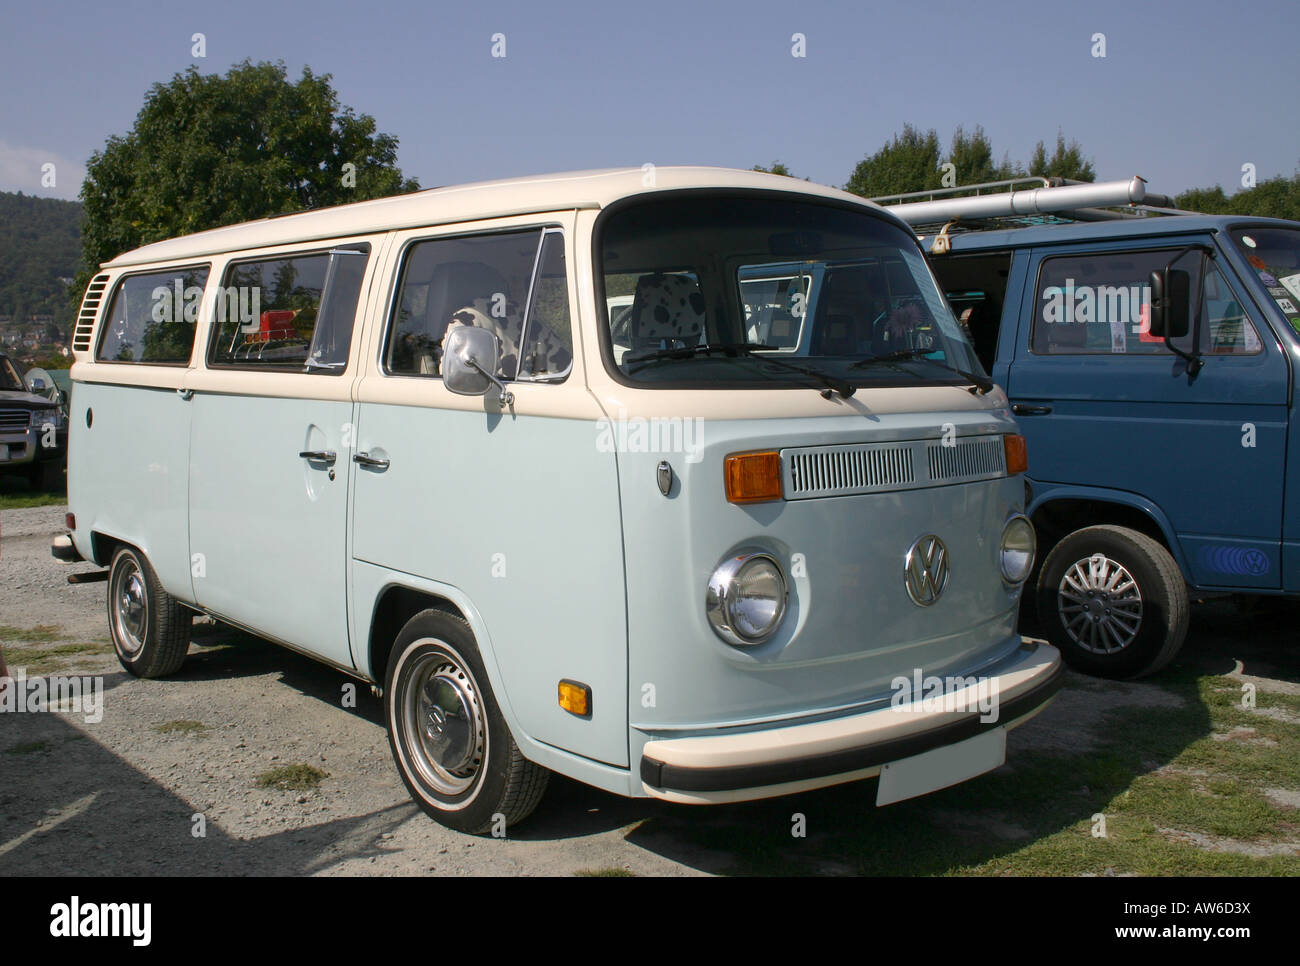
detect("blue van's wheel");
top-left (107, 546), bottom-right (192, 678)
top-left (1036, 525), bottom-right (1188, 679)
top-left (385, 610), bottom-right (549, 834)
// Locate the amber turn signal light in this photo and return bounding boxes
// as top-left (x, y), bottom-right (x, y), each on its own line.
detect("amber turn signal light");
top-left (558, 680), bottom-right (591, 717)
top-left (1003, 434), bottom-right (1028, 475)
top-left (724, 451), bottom-right (783, 504)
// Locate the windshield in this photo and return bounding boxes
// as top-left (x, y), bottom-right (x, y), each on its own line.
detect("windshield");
top-left (0, 356), bottom-right (23, 392)
top-left (1233, 227), bottom-right (1300, 335)
top-left (599, 194), bottom-right (984, 388)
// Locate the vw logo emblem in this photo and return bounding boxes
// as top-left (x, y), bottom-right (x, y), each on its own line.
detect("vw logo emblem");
top-left (905, 534), bottom-right (949, 606)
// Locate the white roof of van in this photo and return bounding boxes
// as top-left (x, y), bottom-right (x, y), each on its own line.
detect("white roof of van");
top-left (102, 166), bottom-right (887, 268)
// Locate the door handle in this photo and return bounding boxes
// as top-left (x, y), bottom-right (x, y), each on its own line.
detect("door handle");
top-left (353, 451), bottom-right (390, 469)
top-left (177, 388), bottom-right (194, 400)
top-left (1012, 404), bottom-right (1052, 416)
top-left (299, 450), bottom-right (337, 465)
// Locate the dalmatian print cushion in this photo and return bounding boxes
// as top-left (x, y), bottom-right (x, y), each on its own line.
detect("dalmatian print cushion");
top-left (630, 273), bottom-right (706, 347)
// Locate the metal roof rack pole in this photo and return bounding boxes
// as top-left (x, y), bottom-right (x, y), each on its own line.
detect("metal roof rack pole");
top-left (868, 176), bottom-right (1052, 207)
top-left (880, 176), bottom-right (1151, 226)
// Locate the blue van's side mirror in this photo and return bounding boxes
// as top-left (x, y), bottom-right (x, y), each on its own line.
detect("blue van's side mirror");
top-left (1149, 268), bottom-right (1190, 339)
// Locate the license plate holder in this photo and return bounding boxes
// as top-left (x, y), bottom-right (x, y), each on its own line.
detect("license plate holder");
top-left (876, 727), bottom-right (1006, 806)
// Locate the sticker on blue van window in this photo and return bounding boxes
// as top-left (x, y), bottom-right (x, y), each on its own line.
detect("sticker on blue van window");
top-left (1259, 271), bottom-right (1278, 287)
top-left (1197, 545), bottom-right (1270, 577)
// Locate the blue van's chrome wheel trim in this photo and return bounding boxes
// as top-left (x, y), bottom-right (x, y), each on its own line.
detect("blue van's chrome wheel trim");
top-left (111, 558), bottom-right (148, 659)
top-left (398, 645), bottom-right (486, 796)
top-left (1057, 554), bottom-right (1143, 654)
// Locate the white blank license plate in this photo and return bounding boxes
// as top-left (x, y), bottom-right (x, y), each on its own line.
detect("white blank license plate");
top-left (0, 444), bottom-right (9, 461)
top-left (876, 727), bottom-right (1006, 806)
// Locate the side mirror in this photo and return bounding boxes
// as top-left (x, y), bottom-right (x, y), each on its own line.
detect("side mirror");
top-left (442, 325), bottom-right (513, 406)
top-left (1148, 268), bottom-right (1190, 339)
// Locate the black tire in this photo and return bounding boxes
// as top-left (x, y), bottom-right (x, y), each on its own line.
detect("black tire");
top-left (107, 545), bottom-right (192, 678)
top-left (1036, 525), bottom-right (1188, 679)
top-left (27, 459), bottom-right (63, 493)
top-left (385, 609), bottom-right (549, 834)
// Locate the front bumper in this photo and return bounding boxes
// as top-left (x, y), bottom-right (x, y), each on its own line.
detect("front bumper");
top-left (640, 639), bottom-right (1062, 803)
top-left (0, 424), bottom-right (66, 469)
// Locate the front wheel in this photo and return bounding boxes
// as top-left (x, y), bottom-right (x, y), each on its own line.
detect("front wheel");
top-left (1036, 525), bottom-right (1188, 679)
top-left (385, 610), bottom-right (549, 834)
top-left (107, 545), bottom-right (192, 677)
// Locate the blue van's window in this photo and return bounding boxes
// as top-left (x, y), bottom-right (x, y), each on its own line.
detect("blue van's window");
top-left (387, 228), bottom-right (572, 381)
top-left (599, 195), bottom-right (982, 388)
top-left (96, 266), bottom-right (210, 365)
top-left (1233, 227), bottom-right (1300, 334)
top-left (208, 245), bottom-right (369, 372)
top-left (1032, 250), bottom-right (1260, 356)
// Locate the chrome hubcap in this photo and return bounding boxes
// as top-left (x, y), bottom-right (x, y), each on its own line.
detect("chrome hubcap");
top-left (400, 647), bottom-right (485, 796)
top-left (1057, 552), bottom-right (1142, 654)
top-left (112, 559), bottom-right (148, 659)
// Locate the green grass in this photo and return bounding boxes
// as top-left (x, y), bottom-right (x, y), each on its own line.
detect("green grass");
top-left (574, 867), bottom-right (636, 877)
top-left (1, 640), bottom-right (111, 673)
top-left (0, 476), bottom-right (64, 508)
top-left (654, 666), bottom-right (1300, 876)
top-left (153, 719), bottom-right (208, 735)
top-left (0, 624), bottom-right (64, 643)
top-left (256, 764), bottom-right (329, 792)
top-left (4, 741), bottom-right (49, 755)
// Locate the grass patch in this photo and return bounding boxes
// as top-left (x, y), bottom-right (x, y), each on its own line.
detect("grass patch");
top-left (4, 741), bottom-right (49, 755)
top-left (0, 624), bottom-right (64, 643)
top-left (1, 641), bottom-right (111, 673)
top-left (574, 867), bottom-right (635, 877)
top-left (657, 665), bottom-right (1300, 876)
top-left (0, 490), bottom-right (66, 509)
top-left (153, 719), bottom-right (208, 735)
top-left (256, 763), bottom-right (328, 792)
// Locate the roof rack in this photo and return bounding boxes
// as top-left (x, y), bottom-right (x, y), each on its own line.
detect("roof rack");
top-left (871, 176), bottom-right (1187, 241)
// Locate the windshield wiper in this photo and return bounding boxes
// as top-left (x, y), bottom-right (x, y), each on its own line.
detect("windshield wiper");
top-left (625, 343), bottom-right (855, 398)
top-left (851, 349), bottom-right (993, 395)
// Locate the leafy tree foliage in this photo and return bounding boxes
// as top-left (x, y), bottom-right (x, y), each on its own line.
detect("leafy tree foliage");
top-left (844, 124), bottom-right (943, 198)
top-left (1028, 132), bottom-right (1096, 182)
top-left (78, 60), bottom-right (419, 292)
top-left (0, 192), bottom-right (82, 325)
top-left (1176, 173), bottom-right (1300, 220)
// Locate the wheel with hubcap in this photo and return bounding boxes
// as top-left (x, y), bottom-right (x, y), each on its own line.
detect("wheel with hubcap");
top-left (385, 609), bottom-right (549, 834)
top-left (1036, 525), bottom-right (1188, 679)
top-left (107, 545), bottom-right (192, 678)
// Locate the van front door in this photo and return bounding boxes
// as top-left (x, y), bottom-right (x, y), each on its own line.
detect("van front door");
top-left (1007, 239), bottom-right (1289, 590)
top-left (186, 244), bottom-right (375, 668)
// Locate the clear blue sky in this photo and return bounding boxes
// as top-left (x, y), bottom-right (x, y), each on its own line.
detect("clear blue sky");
top-left (2, 0), bottom-right (1297, 202)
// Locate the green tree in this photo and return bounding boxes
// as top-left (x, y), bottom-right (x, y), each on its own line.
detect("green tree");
top-left (1175, 173), bottom-right (1300, 220)
top-left (844, 124), bottom-right (943, 198)
top-left (752, 162), bottom-right (795, 176)
top-left (78, 60), bottom-right (418, 294)
top-left (948, 125), bottom-right (1019, 186)
top-left (1028, 132), bottom-right (1095, 181)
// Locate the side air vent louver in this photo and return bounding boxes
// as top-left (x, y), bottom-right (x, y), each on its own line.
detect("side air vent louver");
top-left (72, 274), bottom-right (110, 353)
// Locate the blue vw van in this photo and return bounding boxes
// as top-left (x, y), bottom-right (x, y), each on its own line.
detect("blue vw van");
top-left (56, 168), bottom-right (1060, 832)
top-left (882, 177), bottom-right (1300, 679)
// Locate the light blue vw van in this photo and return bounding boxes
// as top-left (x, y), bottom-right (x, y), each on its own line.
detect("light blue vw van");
top-left (57, 168), bottom-right (1060, 832)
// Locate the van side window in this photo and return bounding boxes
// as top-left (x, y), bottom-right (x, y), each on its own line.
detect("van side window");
top-left (208, 245), bottom-right (370, 372)
top-left (96, 266), bottom-right (210, 364)
top-left (1032, 250), bottom-right (1260, 356)
top-left (386, 228), bottom-right (566, 381)
top-left (516, 231), bottom-right (574, 381)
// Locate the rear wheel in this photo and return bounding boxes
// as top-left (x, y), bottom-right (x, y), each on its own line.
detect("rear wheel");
top-left (385, 610), bottom-right (549, 834)
top-left (107, 546), bottom-right (192, 677)
top-left (1036, 525), bottom-right (1188, 679)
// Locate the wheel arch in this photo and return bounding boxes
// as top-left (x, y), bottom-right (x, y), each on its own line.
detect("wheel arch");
top-left (1026, 484), bottom-right (1190, 580)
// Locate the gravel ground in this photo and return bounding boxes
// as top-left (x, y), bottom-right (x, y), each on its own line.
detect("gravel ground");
top-left (1, 504), bottom-right (1295, 876)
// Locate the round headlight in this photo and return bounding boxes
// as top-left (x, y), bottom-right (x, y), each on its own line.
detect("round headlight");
top-left (1000, 515), bottom-right (1036, 584)
top-left (706, 550), bottom-right (788, 646)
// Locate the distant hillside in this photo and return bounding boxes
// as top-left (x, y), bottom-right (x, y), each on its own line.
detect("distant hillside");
top-left (0, 191), bottom-right (83, 327)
